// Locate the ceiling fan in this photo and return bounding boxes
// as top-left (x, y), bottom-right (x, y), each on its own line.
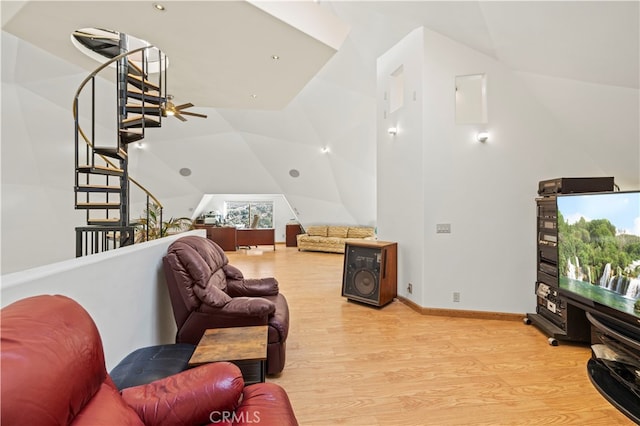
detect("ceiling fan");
top-left (162, 95), bottom-right (208, 122)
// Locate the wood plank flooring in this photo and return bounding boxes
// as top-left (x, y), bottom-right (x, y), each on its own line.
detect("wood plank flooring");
top-left (226, 246), bottom-right (633, 425)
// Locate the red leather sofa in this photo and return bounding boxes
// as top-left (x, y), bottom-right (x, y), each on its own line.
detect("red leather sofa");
top-left (163, 235), bottom-right (289, 375)
top-left (0, 294), bottom-right (298, 426)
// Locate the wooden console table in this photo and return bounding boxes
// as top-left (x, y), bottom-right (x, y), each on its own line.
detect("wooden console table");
top-left (237, 228), bottom-right (276, 250)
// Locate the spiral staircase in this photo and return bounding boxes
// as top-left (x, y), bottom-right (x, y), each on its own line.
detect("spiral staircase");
top-left (73, 30), bottom-right (166, 257)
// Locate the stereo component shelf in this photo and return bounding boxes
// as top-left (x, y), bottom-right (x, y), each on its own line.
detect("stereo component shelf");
top-left (525, 177), bottom-right (614, 345)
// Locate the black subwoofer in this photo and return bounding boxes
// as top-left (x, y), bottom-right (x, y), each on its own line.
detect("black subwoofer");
top-left (342, 241), bottom-right (397, 307)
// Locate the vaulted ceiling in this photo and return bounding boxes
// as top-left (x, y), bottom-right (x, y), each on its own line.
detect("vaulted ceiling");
top-left (4, 1), bottom-right (637, 111)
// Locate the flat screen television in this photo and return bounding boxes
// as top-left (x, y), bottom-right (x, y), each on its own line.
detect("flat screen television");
top-left (556, 190), bottom-right (640, 422)
top-left (556, 190), bottom-right (640, 340)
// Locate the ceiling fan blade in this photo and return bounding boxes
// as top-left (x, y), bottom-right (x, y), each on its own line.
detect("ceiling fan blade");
top-left (174, 112), bottom-right (188, 122)
top-left (179, 111), bottom-right (208, 119)
top-left (163, 96), bottom-right (206, 119)
top-left (174, 103), bottom-right (194, 110)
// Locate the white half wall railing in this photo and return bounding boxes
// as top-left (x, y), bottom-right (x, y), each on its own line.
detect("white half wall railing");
top-left (1, 229), bottom-right (205, 370)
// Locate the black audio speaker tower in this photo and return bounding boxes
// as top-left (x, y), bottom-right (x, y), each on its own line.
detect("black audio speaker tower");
top-left (342, 241), bottom-right (397, 307)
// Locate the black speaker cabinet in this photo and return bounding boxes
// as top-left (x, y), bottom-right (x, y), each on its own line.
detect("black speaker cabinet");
top-left (342, 241), bottom-right (397, 307)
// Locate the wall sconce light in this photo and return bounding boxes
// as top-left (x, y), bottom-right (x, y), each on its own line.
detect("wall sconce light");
top-left (136, 142), bottom-right (144, 149)
top-left (476, 131), bottom-right (489, 143)
top-left (321, 146), bottom-right (330, 154)
top-left (388, 127), bottom-right (398, 136)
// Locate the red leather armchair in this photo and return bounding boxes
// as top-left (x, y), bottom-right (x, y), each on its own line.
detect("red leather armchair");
top-left (163, 236), bottom-right (289, 375)
top-left (0, 295), bottom-right (298, 426)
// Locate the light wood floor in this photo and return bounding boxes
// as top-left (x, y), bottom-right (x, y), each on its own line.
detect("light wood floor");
top-left (226, 246), bottom-right (632, 425)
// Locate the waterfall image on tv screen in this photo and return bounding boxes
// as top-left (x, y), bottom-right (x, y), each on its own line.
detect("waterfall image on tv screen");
top-left (557, 191), bottom-right (640, 318)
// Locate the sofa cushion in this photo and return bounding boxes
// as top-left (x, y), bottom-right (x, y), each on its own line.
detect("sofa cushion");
top-left (306, 225), bottom-right (328, 237)
top-left (298, 235), bottom-right (323, 243)
top-left (347, 227), bottom-right (375, 239)
top-left (327, 226), bottom-right (349, 238)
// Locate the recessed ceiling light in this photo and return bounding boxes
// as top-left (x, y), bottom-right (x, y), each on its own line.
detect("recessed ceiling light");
top-left (153, 3), bottom-right (166, 11)
top-left (250, 94), bottom-right (258, 99)
top-left (289, 169), bottom-right (300, 178)
top-left (271, 55), bottom-right (280, 60)
top-left (179, 168), bottom-right (192, 177)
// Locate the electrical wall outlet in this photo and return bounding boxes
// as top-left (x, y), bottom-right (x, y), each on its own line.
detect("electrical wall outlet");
top-left (436, 223), bottom-right (451, 233)
top-left (453, 292), bottom-right (461, 302)
top-left (407, 283), bottom-right (413, 294)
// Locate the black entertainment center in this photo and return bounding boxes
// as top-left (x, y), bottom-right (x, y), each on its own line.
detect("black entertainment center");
top-left (526, 178), bottom-right (640, 424)
top-left (526, 177), bottom-right (615, 345)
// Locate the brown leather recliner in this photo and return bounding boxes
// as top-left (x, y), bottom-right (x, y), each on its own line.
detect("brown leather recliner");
top-left (163, 235), bottom-right (289, 375)
top-left (0, 294), bottom-right (298, 426)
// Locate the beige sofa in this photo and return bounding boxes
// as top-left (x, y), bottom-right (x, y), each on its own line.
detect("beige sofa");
top-left (297, 225), bottom-right (375, 253)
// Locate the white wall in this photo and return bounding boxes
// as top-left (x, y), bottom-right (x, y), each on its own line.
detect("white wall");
top-left (377, 27), bottom-right (426, 305)
top-left (516, 71), bottom-right (640, 189)
top-left (378, 27), bottom-right (640, 314)
top-left (1, 229), bottom-right (204, 370)
top-left (1, 32), bottom-right (87, 273)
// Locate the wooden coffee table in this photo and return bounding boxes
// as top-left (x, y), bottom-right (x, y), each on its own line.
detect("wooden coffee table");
top-left (188, 326), bottom-right (268, 385)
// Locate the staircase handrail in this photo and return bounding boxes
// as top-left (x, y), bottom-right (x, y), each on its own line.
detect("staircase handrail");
top-left (72, 45), bottom-right (163, 209)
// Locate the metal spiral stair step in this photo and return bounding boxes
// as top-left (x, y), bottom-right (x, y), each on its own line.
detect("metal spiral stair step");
top-left (122, 114), bottom-right (161, 129)
top-left (93, 146), bottom-right (128, 159)
top-left (127, 87), bottom-right (163, 105)
top-left (127, 61), bottom-right (145, 77)
top-left (72, 30), bottom-right (120, 59)
top-left (125, 104), bottom-right (163, 116)
top-left (76, 202), bottom-right (121, 210)
top-left (86, 218), bottom-right (123, 225)
top-left (75, 184), bottom-right (121, 193)
top-left (77, 164), bottom-right (124, 176)
top-left (127, 74), bottom-right (160, 92)
top-left (119, 129), bottom-right (144, 144)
